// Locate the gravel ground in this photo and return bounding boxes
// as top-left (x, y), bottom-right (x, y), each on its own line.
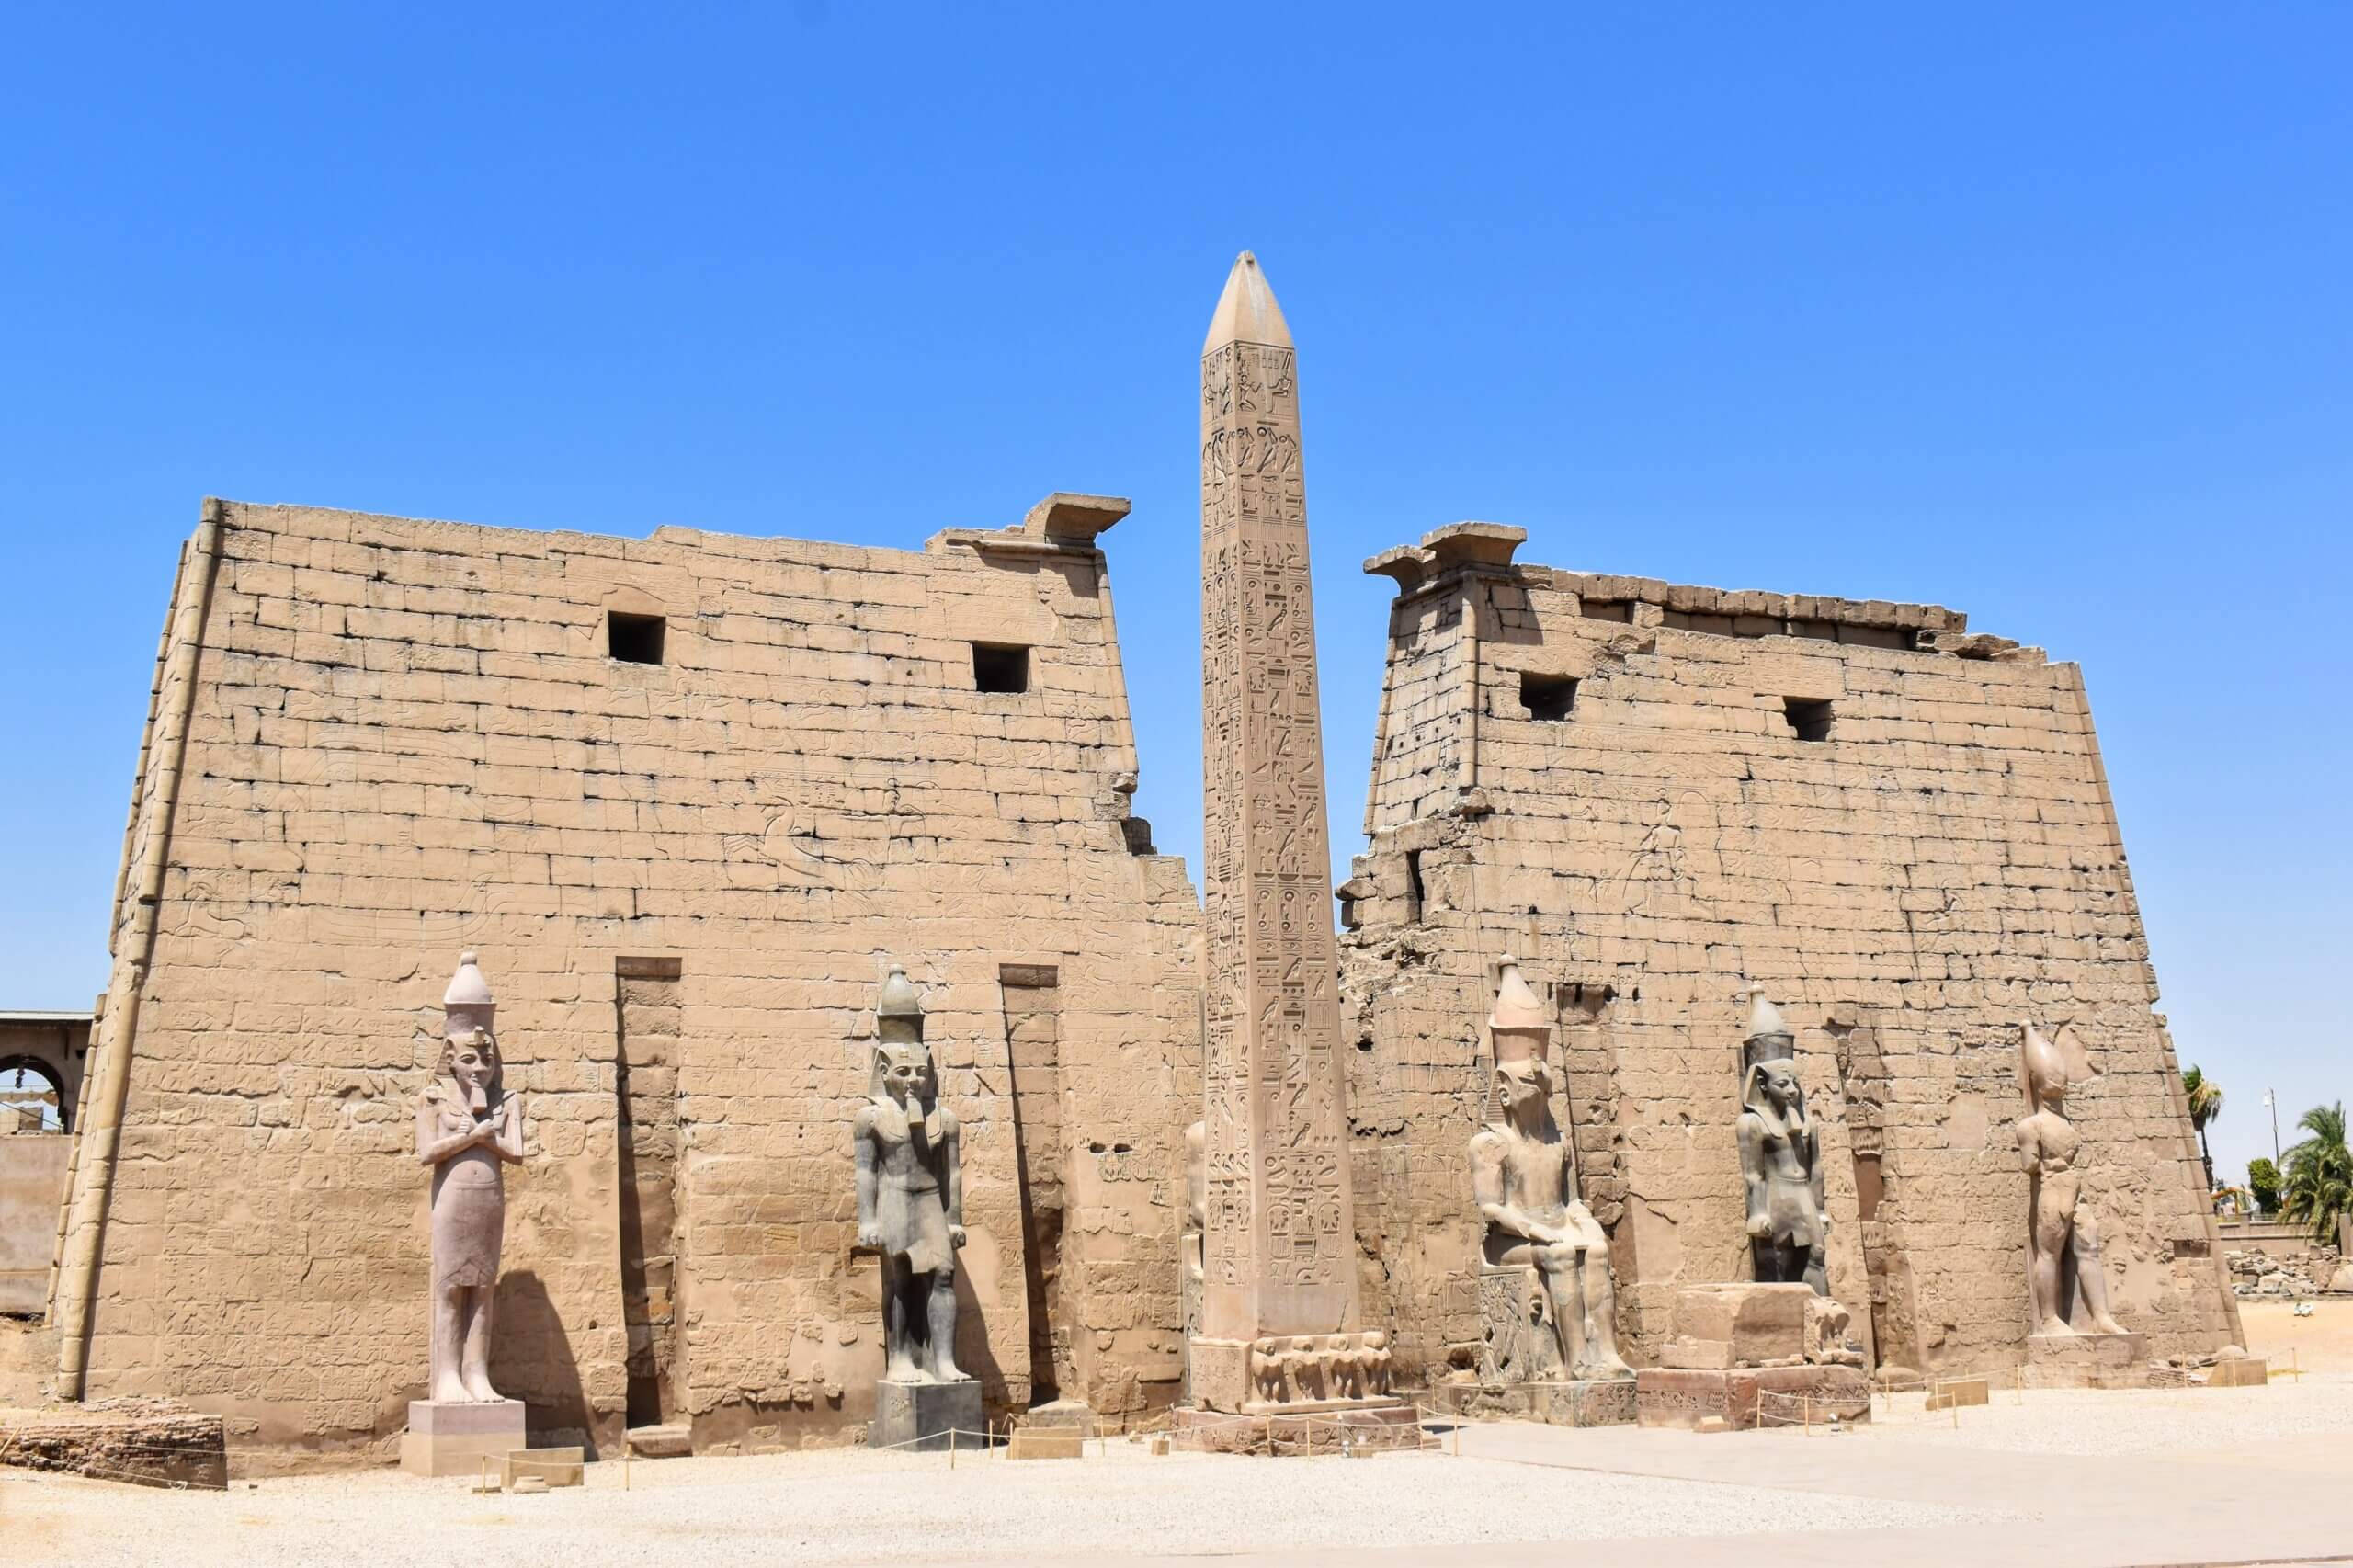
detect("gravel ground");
top-left (17, 1378), bottom-right (2347, 1565)
top-left (1859, 1369), bottom-right (2353, 1457)
top-left (3, 1437), bottom-right (2017, 1567)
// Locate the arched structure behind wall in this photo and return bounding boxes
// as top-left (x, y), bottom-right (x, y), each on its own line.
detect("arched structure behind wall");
top-left (0, 1055), bottom-right (69, 1133)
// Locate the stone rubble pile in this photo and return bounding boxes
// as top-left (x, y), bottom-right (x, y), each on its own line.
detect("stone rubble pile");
top-left (2224, 1246), bottom-right (2347, 1297)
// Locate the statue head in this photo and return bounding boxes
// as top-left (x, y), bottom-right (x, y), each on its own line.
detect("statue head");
top-left (867, 960), bottom-right (938, 1105)
top-left (433, 950), bottom-right (502, 1112)
top-left (873, 1038), bottom-right (934, 1107)
top-left (441, 1028), bottom-right (502, 1114)
top-left (1744, 1056), bottom-right (1804, 1124)
top-left (1488, 955), bottom-right (1555, 1122)
top-left (1495, 1052), bottom-right (1554, 1119)
top-left (2019, 1020), bottom-right (2090, 1112)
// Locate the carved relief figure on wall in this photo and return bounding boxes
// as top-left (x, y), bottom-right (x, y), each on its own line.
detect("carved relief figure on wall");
top-left (2017, 1021), bottom-right (2128, 1336)
top-left (853, 964), bottom-right (971, 1383)
top-left (415, 951), bottom-right (527, 1404)
top-left (1733, 988), bottom-right (1829, 1294)
top-left (1468, 958), bottom-right (1632, 1381)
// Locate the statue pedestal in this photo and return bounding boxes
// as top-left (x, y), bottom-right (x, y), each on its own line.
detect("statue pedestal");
top-left (400, 1398), bottom-right (527, 1477)
top-left (1636, 1365), bottom-right (1870, 1432)
top-left (2023, 1332), bottom-right (2149, 1389)
top-left (870, 1378), bottom-right (981, 1453)
top-left (1434, 1377), bottom-right (1634, 1427)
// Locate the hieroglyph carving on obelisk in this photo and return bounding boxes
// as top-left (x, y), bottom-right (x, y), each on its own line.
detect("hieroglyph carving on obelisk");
top-left (1194, 253), bottom-right (1378, 1411)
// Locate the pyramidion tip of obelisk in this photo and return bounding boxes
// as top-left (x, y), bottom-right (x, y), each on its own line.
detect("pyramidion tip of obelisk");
top-left (1204, 250), bottom-right (1292, 354)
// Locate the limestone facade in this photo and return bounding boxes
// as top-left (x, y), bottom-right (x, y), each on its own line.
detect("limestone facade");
top-left (51, 495), bottom-right (1201, 1465)
top-left (1337, 527), bottom-right (2241, 1384)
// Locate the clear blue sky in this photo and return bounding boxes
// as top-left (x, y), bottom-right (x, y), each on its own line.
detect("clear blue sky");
top-left (3, 6), bottom-right (2344, 1187)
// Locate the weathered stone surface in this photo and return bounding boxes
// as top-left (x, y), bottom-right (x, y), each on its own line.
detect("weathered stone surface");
top-left (0, 1402), bottom-right (228, 1488)
top-left (1636, 1365), bottom-right (1872, 1431)
top-left (2022, 1331), bottom-right (2151, 1389)
top-left (870, 1378), bottom-right (982, 1453)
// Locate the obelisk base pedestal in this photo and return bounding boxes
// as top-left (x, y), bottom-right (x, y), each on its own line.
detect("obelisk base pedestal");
top-left (869, 1378), bottom-right (982, 1453)
top-left (1636, 1366), bottom-right (1871, 1432)
top-left (1172, 1398), bottom-right (1420, 1455)
top-left (2022, 1332), bottom-right (2150, 1389)
top-left (401, 1398), bottom-right (527, 1477)
top-left (1432, 1377), bottom-right (1635, 1427)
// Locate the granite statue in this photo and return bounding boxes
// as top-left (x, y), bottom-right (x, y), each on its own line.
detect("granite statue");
top-left (2018, 1021), bottom-right (2127, 1336)
top-left (853, 964), bottom-right (970, 1384)
top-left (1734, 988), bottom-right (1829, 1294)
top-left (415, 950), bottom-right (526, 1405)
top-left (1468, 957), bottom-right (1632, 1381)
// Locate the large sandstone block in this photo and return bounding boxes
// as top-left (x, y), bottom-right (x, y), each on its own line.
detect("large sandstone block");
top-left (1659, 1283), bottom-right (1812, 1369)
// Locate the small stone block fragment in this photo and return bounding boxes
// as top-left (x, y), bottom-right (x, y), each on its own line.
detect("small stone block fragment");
top-left (2208, 1357), bottom-right (2268, 1388)
top-left (502, 1445), bottom-right (585, 1488)
top-left (1926, 1376), bottom-right (1990, 1411)
top-left (1008, 1426), bottom-right (1084, 1460)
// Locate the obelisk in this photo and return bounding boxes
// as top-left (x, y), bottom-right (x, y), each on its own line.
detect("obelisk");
top-left (1190, 253), bottom-right (1392, 1428)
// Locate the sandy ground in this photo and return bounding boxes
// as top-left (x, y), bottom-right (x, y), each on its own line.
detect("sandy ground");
top-left (7, 1377), bottom-right (2353, 1567)
top-left (0, 1437), bottom-right (2010, 1568)
top-left (2238, 1295), bottom-right (2353, 1371)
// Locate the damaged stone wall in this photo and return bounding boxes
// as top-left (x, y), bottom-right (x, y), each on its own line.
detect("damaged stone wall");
top-left (1339, 526), bottom-right (2241, 1383)
top-left (59, 496), bottom-right (1199, 1467)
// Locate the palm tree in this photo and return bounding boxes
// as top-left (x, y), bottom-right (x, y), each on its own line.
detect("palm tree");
top-left (2280, 1101), bottom-right (2353, 1247)
top-left (2182, 1065), bottom-right (2223, 1192)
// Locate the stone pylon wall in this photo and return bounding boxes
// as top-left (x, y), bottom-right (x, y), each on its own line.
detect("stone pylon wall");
top-left (63, 499), bottom-right (1199, 1466)
top-left (1337, 536), bottom-right (2242, 1383)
